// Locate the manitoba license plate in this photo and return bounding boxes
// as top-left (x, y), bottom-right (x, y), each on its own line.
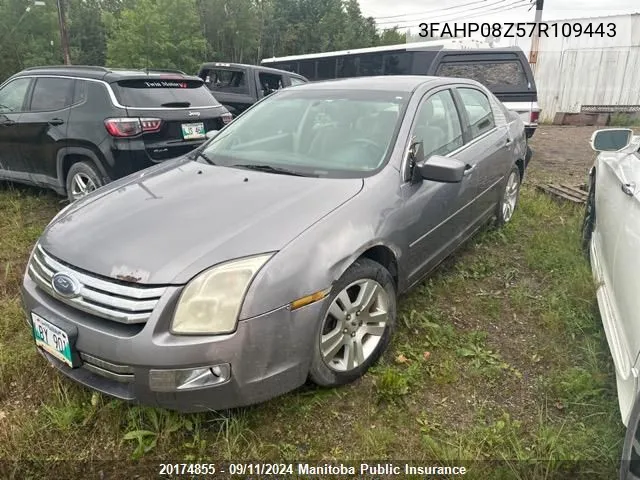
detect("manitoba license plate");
top-left (32, 312), bottom-right (73, 367)
top-left (181, 122), bottom-right (206, 140)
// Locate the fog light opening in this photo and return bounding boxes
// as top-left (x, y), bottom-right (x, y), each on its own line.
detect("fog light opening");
top-left (149, 363), bottom-right (231, 392)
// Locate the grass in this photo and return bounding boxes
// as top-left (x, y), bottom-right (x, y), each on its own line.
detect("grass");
top-left (0, 181), bottom-right (625, 478)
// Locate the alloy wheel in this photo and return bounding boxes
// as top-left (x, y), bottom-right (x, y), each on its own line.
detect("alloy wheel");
top-left (70, 172), bottom-right (97, 200)
top-left (502, 170), bottom-right (520, 223)
top-left (319, 278), bottom-right (389, 372)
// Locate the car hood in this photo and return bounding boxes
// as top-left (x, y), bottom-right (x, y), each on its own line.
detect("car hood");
top-left (40, 159), bottom-right (363, 284)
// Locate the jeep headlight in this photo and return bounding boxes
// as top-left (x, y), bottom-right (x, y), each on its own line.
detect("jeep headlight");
top-left (171, 253), bottom-right (273, 335)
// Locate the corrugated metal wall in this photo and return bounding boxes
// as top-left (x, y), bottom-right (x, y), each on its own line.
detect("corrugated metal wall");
top-left (534, 13), bottom-right (640, 121)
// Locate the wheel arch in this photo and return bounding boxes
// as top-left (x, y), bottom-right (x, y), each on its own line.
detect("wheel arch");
top-left (56, 147), bottom-right (110, 193)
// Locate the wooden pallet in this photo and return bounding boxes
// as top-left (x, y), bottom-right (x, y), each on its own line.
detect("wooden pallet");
top-left (536, 183), bottom-right (589, 204)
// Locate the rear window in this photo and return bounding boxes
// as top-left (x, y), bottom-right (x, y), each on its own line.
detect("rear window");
top-left (201, 68), bottom-right (249, 95)
top-left (112, 79), bottom-right (219, 108)
top-left (436, 61), bottom-right (529, 90)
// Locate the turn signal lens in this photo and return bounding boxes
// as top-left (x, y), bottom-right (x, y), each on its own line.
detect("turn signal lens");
top-left (290, 288), bottom-right (331, 311)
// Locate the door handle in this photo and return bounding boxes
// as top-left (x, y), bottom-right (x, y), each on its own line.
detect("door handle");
top-left (48, 118), bottom-right (64, 126)
top-left (622, 182), bottom-right (636, 196)
top-left (463, 164), bottom-right (476, 176)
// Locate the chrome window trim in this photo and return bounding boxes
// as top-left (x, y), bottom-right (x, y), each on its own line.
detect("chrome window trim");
top-left (13, 74), bottom-right (224, 111)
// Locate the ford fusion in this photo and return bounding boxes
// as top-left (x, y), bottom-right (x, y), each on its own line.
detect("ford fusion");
top-left (22, 76), bottom-right (527, 412)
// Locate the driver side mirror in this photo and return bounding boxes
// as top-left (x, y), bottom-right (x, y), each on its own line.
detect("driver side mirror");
top-left (408, 140), bottom-right (465, 183)
top-left (206, 130), bottom-right (219, 140)
top-left (590, 128), bottom-right (633, 152)
top-left (417, 155), bottom-right (466, 183)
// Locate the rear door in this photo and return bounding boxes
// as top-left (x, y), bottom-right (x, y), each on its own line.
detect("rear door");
top-left (432, 52), bottom-right (539, 134)
top-left (19, 76), bottom-right (75, 184)
top-left (110, 78), bottom-right (226, 161)
top-left (453, 85), bottom-right (512, 222)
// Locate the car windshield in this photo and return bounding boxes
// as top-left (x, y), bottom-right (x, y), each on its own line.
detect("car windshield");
top-left (198, 88), bottom-right (410, 178)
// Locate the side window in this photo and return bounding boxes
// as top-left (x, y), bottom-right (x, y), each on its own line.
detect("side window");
top-left (337, 56), bottom-right (358, 78)
top-left (289, 77), bottom-right (307, 86)
top-left (383, 52), bottom-right (412, 75)
top-left (412, 89), bottom-right (464, 159)
top-left (0, 78), bottom-right (31, 113)
top-left (298, 60), bottom-right (316, 79)
top-left (258, 72), bottom-right (284, 96)
top-left (206, 69), bottom-right (248, 95)
top-left (316, 58), bottom-right (336, 80)
top-left (30, 78), bottom-right (75, 111)
top-left (359, 54), bottom-right (383, 76)
top-left (72, 79), bottom-right (87, 104)
top-left (457, 87), bottom-right (496, 139)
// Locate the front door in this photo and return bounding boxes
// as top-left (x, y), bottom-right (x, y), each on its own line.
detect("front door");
top-left (400, 87), bottom-right (473, 286)
top-left (0, 77), bottom-right (33, 181)
top-left (19, 76), bottom-right (75, 186)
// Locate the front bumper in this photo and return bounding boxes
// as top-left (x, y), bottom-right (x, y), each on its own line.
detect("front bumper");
top-left (22, 273), bottom-right (325, 412)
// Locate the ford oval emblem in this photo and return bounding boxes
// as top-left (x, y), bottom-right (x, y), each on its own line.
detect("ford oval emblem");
top-left (51, 272), bottom-right (80, 298)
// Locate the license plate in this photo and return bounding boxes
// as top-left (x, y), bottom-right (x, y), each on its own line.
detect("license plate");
top-left (181, 122), bottom-right (205, 140)
top-left (32, 313), bottom-right (73, 367)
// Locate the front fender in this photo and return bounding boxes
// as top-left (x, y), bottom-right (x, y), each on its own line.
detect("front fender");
top-left (239, 171), bottom-right (403, 320)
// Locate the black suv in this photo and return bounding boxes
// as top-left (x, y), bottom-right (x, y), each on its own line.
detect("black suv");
top-left (0, 66), bottom-right (231, 202)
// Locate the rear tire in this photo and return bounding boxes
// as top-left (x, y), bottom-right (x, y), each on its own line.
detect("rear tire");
top-left (495, 164), bottom-right (521, 228)
top-left (66, 161), bottom-right (103, 203)
top-left (309, 258), bottom-right (396, 387)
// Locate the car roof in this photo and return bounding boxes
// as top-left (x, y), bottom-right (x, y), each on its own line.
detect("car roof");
top-left (13, 65), bottom-right (203, 83)
top-left (198, 62), bottom-right (307, 79)
top-left (288, 75), bottom-right (484, 93)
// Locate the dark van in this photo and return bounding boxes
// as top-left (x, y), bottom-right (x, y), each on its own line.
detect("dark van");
top-left (261, 42), bottom-right (540, 138)
top-left (196, 62), bottom-right (308, 116)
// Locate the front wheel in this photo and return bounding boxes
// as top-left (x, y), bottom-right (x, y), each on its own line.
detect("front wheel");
top-left (309, 258), bottom-right (396, 387)
top-left (495, 164), bottom-right (521, 227)
top-left (581, 175), bottom-right (596, 260)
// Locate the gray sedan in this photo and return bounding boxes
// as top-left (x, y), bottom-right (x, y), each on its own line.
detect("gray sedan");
top-left (21, 75), bottom-right (528, 412)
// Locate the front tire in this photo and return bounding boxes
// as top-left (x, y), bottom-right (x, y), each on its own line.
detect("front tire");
top-left (66, 161), bottom-right (103, 203)
top-left (495, 164), bottom-right (521, 227)
top-left (581, 175), bottom-right (596, 260)
top-left (309, 258), bottom-right (396, 387)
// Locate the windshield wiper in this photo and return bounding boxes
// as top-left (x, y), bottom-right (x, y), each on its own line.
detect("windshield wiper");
top-left (231, 164), bottom-right (310, 177)
top-left (161, 101), bottom-right (191, 107)
top-left (191, 151), bottom-right (216, 165)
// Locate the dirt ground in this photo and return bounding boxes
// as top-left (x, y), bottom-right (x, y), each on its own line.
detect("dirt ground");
top-left (526, 125), bottom-right (600, 185)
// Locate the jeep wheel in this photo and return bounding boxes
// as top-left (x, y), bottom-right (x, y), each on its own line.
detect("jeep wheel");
top-left (66, 161), bottom-right (103, 203)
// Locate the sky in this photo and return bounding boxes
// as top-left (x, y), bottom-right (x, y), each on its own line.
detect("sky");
top-left (359, 0), bottom-right (639, 53)
top-left (359, 0), bottom-right (639, 22)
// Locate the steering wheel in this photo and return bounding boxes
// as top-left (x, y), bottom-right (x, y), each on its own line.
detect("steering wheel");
top-left (346, 138), bottom-right (384, 157)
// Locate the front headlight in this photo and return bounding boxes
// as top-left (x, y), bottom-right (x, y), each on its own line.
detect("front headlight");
top-left (171, 253), bottom-right (273, 335)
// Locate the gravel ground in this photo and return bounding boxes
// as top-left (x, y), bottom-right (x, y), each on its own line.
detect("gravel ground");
top-left (526, 125), bottom-right (601, 186)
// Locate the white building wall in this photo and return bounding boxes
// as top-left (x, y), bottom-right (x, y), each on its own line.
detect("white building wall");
top-left (534, 13), bottom-right (640, 121)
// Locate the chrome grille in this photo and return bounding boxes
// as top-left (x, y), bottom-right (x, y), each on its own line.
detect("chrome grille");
top-left (28, 245), bottom-right (167, 324)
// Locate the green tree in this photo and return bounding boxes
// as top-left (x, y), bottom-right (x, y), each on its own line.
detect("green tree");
top-left (0, 0), bottom-right (60, 82)
top-left (106, 0), bottom-right (205, 73)
top-left (68, 0), bottom-right (107, 65)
